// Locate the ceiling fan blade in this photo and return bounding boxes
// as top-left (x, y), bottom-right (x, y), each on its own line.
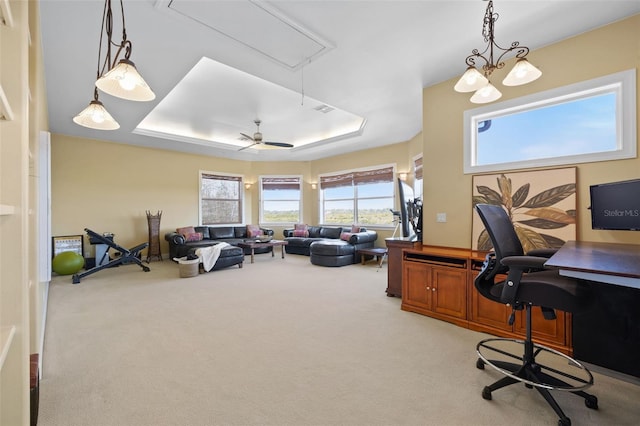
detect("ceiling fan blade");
top-left (264, 141), bottom-right (294, 148)
top-left (238, 142), bottom-right (258, 152)
top-left (240, 132), bottom-right (256, 142)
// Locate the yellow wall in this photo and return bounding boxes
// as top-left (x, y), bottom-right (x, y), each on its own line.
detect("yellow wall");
top-left (422, 14), bottom-right (640, 248)
top-left (51, 135), bottom-right (417, 255)
top-left (51, 15), bottom-right (639, 259)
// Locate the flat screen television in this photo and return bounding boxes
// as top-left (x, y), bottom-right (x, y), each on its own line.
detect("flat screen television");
top-left (589, 178), bottom-right (640, 231)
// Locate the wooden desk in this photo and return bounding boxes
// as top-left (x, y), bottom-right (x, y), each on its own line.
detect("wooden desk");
top-left (545, 241), bottom-right (640, 289)
top-left (546, 240), bottom-right (640, 379)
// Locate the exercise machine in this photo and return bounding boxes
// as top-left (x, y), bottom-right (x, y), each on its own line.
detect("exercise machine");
top-left (72, 228), bottom-right (150, 284)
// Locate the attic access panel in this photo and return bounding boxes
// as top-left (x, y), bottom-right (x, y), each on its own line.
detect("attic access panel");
top-left (162, 0), bottom-right (334, 70)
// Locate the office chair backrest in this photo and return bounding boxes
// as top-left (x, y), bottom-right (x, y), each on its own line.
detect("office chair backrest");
top-left (474, 204), bottom-right (525, 303)
top-left (475, 204), bottom-right (524, 260)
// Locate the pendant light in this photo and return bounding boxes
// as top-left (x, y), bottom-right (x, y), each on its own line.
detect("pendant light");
top-left (455, 0), bottom-right (542, 104)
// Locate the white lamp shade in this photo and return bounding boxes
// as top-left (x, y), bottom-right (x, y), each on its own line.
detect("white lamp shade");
top-left (502, 58), bottom-right (542, 86)
top-left (470, 82), bottom-right (502, 104)
top-left (96, 59), bottom-right (156, 101)
top-left (454, 67), bottom-right (489, 92)
top-left (73, 100), bottom-right (120, 130)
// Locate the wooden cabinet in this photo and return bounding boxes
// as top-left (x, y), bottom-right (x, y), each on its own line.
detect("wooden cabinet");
top-left (402, 248), bottom-right (468, 327)
top-left (401, 246), bottom-right (572, 354)
top-left (385, 238), bottom-right (420, 297)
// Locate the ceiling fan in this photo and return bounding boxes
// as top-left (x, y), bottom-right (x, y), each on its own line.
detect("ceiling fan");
top-left (238, 120), bottom-right (294, 151)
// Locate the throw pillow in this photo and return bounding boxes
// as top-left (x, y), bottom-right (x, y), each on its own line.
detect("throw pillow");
top-left (351, 225), bottom-right (361, 233)
top-left (340, 232), bottom-right (353, 242)
top-left (293, 229), bottom-right (309, 237)
top-left (293, 224), bottom-right (309, 237)
top-left (186, 232), bottom-right (203, 242)
top-left (176, 226), bottom-right (196, 238)
top-left (246, 224), bottom-right (263, 238)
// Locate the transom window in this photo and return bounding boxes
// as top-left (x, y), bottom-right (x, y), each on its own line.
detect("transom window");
top-left (259, 176), bottom-right (302, 224)
top-left (199, 172), bottom-right (243, 225)
top-left (320, 165), bottom-right (395, 226)
top-left (464, 69), bottom-right (636, 174)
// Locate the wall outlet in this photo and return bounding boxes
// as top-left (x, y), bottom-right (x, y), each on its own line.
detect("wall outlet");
top-left (436, 212), bottom-right (447, 223)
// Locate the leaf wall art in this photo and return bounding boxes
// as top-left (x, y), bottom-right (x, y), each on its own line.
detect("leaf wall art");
top-left (471, 167), bottom-right (577, 251)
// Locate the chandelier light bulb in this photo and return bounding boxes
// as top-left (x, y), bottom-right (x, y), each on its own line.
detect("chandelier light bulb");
top-left (503, 58), bottom-right (543, 86)
top-left (92, 108), bottom-right (105, 124)
top-left (470, 82), bottom-right (502, 104)
top-left (73, 100), bottom-right (120, 130)
top-left (96, 59), bottom-right (156, 102)
top-left (454, 66), bottom-right (489, 93)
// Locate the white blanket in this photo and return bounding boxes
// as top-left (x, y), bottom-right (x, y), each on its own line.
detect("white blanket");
top-left (196, 242), bottom-right (230, 272)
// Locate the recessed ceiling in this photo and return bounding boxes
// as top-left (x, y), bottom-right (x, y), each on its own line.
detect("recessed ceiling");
top-left (39, 1), bottom-right (640, 162)
top-left (133, 57), bottom-right (365, 154)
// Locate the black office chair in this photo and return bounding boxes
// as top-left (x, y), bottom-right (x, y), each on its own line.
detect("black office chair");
top-left (474, 204), bottom-right (597, 426)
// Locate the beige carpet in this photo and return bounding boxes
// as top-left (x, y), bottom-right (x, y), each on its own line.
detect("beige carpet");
top-left (39, 254), bottom-right (640, 426)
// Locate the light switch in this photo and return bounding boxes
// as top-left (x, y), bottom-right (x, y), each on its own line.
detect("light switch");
top-left (436, 213), bottom-right (447, 223)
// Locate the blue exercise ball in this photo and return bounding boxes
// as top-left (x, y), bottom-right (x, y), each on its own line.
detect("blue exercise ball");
top-left (52, 251), bottom-right (85, 275)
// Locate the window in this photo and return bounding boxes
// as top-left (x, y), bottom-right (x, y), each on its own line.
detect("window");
top-left (320, 166), bottom-right (394, 226)
top-left (260, 176), bottom-right (302, 224)
top-left (199, 172), bottom-right (243, 225)
top-left (464, 69), bottom-right (636, 174)
top-left (413, 154), bottom-right (423, 199)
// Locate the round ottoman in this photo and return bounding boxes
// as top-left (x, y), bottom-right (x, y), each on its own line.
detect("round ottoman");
top-left (310, 240), bottom-right (355, 267)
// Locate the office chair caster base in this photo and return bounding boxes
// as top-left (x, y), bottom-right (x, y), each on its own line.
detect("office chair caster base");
top-left (477, 337), bottom-right (596, 426)
top-left (558, 417), bottom-right (571, 426)
top-left (481, 387), bottom-right (492, 400)
top-left (476, 337), bottom-right (594, 392)
top-left (584, 395), bottom-right (598, 409)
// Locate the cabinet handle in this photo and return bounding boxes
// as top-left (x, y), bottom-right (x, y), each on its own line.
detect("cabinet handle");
top-left (432, 288), bottom-right (436, 292)
top-left (426, 286), bottom-right (430, 290)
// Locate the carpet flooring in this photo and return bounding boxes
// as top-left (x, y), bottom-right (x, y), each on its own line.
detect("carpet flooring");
top-left (38, 254), bottom-right (640, 425)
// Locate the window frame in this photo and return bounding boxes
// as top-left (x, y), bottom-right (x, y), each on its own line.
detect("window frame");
top-left (319, 164), bottom-right (396, 227)
top-left (259, 175), bottom-right (303, 225)
top-left (199, 171), bottom-right (245, 226)
top-left (463, 69), bottom-right (637, 174)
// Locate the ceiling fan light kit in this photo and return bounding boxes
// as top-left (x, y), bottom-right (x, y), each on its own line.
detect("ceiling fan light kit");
top-left (455, 0), bottom-right (542, 104)
top-left (74, 0), bottom-right (155, 130)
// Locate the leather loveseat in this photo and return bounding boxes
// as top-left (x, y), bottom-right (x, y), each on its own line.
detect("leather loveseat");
top-left (165, 226), bottom-right (274, 259)
top-left (282, 225), bottom-right (377, 266)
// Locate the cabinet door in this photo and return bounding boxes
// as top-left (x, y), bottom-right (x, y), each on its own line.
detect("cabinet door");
top-left (514, 308), bottom-right (567, 346)
top-left (469, 270), bottom-right (512, 331)
top-left (432, 266), bottom-right (467, 319)
top-left (403, 262), bottom-right (431, 309)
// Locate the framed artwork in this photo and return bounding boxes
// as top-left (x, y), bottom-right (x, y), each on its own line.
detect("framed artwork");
top-left (471, 167), bottom-right (576, 251)
top-left (52, 235), bottom-right (84, 258)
